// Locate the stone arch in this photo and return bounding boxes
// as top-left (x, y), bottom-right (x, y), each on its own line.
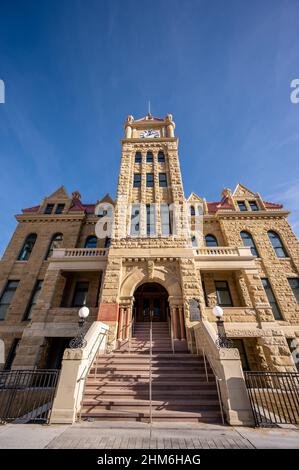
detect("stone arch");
top-left (119, 265), bottom-right (182, 301)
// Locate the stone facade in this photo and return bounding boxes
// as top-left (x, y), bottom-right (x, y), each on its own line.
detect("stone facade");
top-left (0, 114), bottom-right (298, 373)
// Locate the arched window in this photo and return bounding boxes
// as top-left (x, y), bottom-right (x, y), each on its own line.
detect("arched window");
top-left (158, 151), bottom-right (165, 163)
top-left (268, 231), bottom-right (287, 258)
top-left (135, 151), bottom-right (142, 163)
top-left (191, 235), bottom-right (197, 247)
top-left (18, 234), bottom-right (37, 261)
top-left (240, 231), bottom-right (259, 257)
top-left (45, 233), bottom-right (63, 260)
top-left (190, 205), bottom-right (195, 216)
top-left (205, 234), bottom-right (218, 247)
top-left (84, 236), bottom-right (97, 249)
top-left (146, 151), bottom-right (153, 163)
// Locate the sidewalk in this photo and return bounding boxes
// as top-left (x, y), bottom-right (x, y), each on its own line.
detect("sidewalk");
top-left (0, 422), bottom-right (298, 449)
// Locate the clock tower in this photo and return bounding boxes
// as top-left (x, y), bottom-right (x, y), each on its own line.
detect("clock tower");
top-left (98, 113), bottom-right (202, 352)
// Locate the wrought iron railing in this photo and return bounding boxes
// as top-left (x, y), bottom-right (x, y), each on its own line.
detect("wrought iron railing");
top-left (149, 312), bottom-right (153, 424)
top-left (244, 371), bottom-right (299, 426)
top-left (0, 369), bottom-right (59, 424)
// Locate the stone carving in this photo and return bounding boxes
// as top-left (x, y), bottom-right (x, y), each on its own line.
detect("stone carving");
top-left (147, 260), bottom-right (154, 279)
top-left (189, 299), bottom-right (201, 321)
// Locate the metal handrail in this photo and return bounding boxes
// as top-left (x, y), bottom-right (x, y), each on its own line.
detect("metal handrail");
top-left (149, 312), bottom-right (153, 424)
top-left (195, 331), bottom-right (225, 425)
top-left (76, 327), bottom-right (108, 421)
top-left (202, 347), bottom-right (225, 425)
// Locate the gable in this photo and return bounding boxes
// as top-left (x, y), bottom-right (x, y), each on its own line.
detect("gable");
top-left (232, 183), bottom-right (256, 198)
top-left (46, 186), bottom-right (69, 200)
top-left (187, 192), bottom-right (205, 203)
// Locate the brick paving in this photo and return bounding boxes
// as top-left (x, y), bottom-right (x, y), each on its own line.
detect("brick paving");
top-left (0, 421), bottom-right (298, 449)
top-left (44, 422), bottom-right (253, 449)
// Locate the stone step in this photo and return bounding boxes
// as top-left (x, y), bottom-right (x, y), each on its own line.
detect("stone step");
top-left (93, 359), bottom-right (208, 366)
top-left (83, 389), bottom-right (218, 397)
top-left (101, 353), bottom-right (198, 359)
top-left (91, 368), bottom-right (210, 375)
top-left (80, 410), bottom-right (222, 423)
top-left (82, 398), bottom-right (220, 408)
top-left (89, 373), bottom-right (215, 380)
top-left (85, 380), bottom-right (216, 388)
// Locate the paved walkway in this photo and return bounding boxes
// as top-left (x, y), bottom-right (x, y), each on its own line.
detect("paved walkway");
top-left (0, 422), bottom-right (298, 449)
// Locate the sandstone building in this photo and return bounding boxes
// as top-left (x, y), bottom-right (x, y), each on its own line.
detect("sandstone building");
top-left (0, 113), bottom-right (298, 422)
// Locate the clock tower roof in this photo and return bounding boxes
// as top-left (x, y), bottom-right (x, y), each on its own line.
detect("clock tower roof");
top-left (124, 113), bottom-right (175, 139)
top-left (135, 113), bottom-right (164, 122)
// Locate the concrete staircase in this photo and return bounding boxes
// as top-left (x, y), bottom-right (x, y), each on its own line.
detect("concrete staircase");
top-left (80, 322), bottom-right (223, 422)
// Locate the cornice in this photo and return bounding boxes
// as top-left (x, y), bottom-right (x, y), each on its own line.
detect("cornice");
top-left (122, 138), bottom-right (178, 144)
top-left (215, 210), bottom-right (289, 219)
top-left (15, 213), bottom-right (86, 223)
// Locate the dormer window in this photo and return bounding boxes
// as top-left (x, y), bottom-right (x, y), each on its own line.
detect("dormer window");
top-left (44, 203), bottom-right (54, 214)
top-left (237, 201), bottom-right (247, 212)
top-left (249, 201), bottom-right (259, 211)
top-left (55, 204), bottom-right (65, 214)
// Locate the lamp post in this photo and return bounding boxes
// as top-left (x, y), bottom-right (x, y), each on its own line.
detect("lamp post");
top-left (69, 306), bottom-right (90, 349)
top-left (212, 305), bottom-right (233, 349)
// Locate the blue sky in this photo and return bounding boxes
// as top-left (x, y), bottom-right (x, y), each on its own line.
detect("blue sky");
top-left (0, 0), bottom-right (299, 256)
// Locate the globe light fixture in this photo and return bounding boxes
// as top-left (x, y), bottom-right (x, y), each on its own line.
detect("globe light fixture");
top-left (213, 305), bottom-right (233, 349)
top-left (69, 306), bottom-right (90, 349)
top-left (212, 305), bottom-right (224, 319)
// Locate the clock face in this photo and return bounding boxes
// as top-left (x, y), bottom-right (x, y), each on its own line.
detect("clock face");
top-left (140, 129), bottom-right (160, 138)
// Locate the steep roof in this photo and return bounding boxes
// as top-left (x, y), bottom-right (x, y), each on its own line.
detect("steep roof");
top-left (135, 114), bottom-right (164, 122)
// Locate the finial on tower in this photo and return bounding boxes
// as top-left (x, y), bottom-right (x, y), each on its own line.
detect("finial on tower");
top-left (147, 100), bottom-right (153, 119)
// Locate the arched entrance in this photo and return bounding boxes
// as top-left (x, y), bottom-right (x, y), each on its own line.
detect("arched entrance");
top-left (133, 283), bottom-right (169, 322)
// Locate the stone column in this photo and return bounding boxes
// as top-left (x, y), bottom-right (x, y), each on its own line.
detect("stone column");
top-left (257, 330), bottom-right (297, 372)
top-left (235, 271), bottom-right (253, 307)
top-left (171, 306), bottom-right (178, 339)
top-left (243, 270), bottom-right (274, 325)
top-left (125, 306), bottom-right (132, 340)
top-left (118, 307), bottom-right (125, 340)
top-left (178, 306), bottom-right (186, 340)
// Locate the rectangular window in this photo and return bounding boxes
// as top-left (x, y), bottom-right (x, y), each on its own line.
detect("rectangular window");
top-left (71, 282), bottom-right (89, 307)
top-left (237, 201), bottom-right (247, 211)
top-left (146, 204), bottom-right (156, 236)
top-left (24, 280), bottom-right (43, 321)
top-left (133, 173), bottom-right (141, 188)
top-left (231, 339), bottom-right (250, 370)
top-left (249, 201), bottom-right (259, 211)
top-left (288, 278), bottom-right (299, 303)
top-left (130, 204), bottom-right (140, 236)
top-left (4, 338), bottom-right (20, 370)
top-left (287, 338), bottom-right (299, 372)
top-left (44, 203), bottom-right (54, 214)
top-left (0, 280), bottom-right (19, 321)
top-left (161, 204), bottom-right (172, 235)
top-left (146, 173), bottom-right (154, 188)
top-left (55, 204), bottom-right (65, 214)
top-left (215, 281), bottom-right (233, 307)
top-left (159, 173), bottom-right (167, 188)
top-left (262, 278), bottom-right (283, 320)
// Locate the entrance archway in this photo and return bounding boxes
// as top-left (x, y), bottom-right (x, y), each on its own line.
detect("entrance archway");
top-left (133, 283), bottom-right (169, 322)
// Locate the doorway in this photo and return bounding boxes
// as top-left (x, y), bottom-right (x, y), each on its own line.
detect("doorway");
top-left (133, 283), bottom-right (168, 322)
